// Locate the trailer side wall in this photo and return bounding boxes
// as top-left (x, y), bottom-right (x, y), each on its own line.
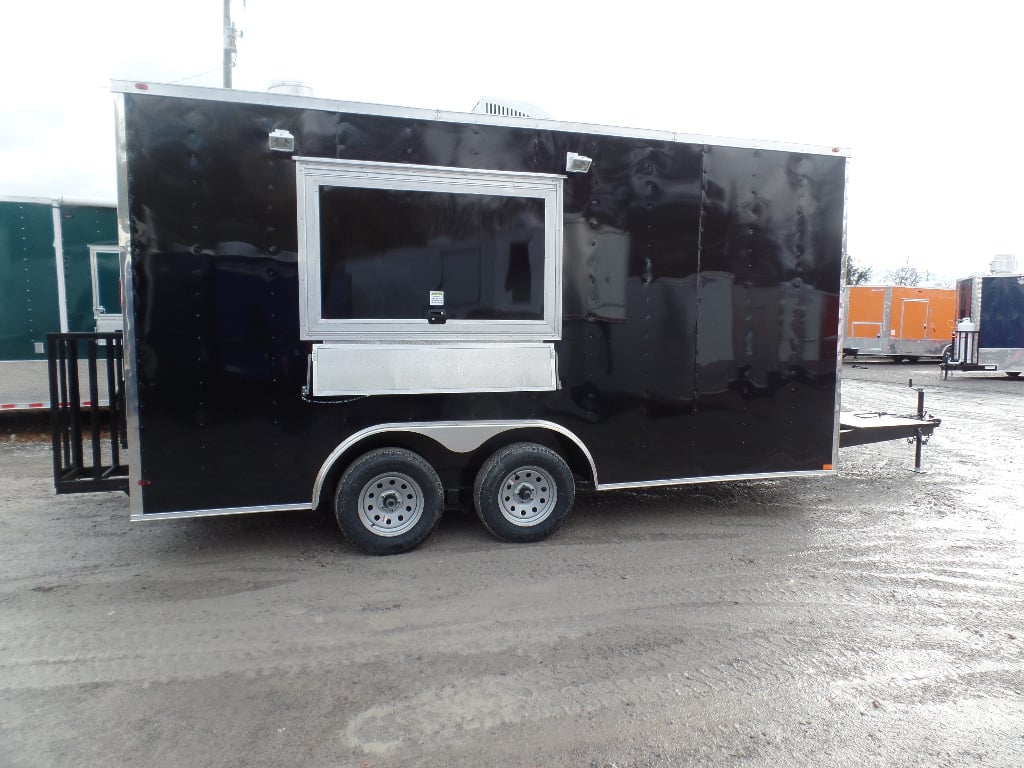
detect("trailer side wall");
top-left (0, 200), bottom-right (60, 361)
top-left (119, 88), bottom-right (846, 515)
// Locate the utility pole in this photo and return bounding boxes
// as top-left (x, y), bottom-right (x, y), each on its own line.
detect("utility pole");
top-left (223, 0), bottom-right (237, 88)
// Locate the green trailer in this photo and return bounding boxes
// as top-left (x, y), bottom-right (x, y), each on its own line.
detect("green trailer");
top-left (0, 196), bottom-right (119, 410)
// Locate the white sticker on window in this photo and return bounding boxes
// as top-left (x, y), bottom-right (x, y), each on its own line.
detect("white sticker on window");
top-left (429, 290), bottom-right (445, 306)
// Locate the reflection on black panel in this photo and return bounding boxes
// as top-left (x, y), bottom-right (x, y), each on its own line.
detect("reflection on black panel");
top-left (319, 187), bottom-right (545, 321)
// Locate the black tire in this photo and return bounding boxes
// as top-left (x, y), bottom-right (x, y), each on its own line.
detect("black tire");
top-left (334, 447), bottom-right (443, 555)
top-left (473, 442), bottom-right (575, 544)
top-left (1007, 372), bottom-right (1021, 378)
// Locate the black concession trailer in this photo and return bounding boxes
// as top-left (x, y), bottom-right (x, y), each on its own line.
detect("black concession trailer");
top-left (48, 81), bottom-right (938, 554)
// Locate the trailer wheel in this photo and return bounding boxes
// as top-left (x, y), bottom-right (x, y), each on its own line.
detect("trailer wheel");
top-left (473, 442), bottom-right (575, 543)
top-left (334, 448), bottom-right (443, 555)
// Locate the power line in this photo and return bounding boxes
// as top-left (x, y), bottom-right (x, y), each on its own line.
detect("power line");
top-left (169, 67), bottom-right (221, 85)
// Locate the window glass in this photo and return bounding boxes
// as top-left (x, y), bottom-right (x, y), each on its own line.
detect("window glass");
top-left (94, 250), bottom-right (121, 314)
top-left (319, 187), bottom-right (545, 322)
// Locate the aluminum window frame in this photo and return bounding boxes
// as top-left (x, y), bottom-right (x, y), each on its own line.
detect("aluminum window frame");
top-left (88, 245), bottom-right (122, 320)
top-left (296, 157), bottom-right (564, 342)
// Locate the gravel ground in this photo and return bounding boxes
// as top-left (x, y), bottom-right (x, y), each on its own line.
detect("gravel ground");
top-left (1, 361), bottom-right (1022, 767)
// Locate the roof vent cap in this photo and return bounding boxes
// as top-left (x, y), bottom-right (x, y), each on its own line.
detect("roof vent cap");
top-left (268, 80), bottom-right (314, 97)
top-left (471, 97), bottom-right (551, 120)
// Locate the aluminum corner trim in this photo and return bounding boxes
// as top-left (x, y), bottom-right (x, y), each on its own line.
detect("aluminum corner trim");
top-left (114, 91), bottom-right (144, 519)
top-left (132, 503), bottom-right (313, 522)
top-left (597, 469), bottom-right (833, 492)
top-left (111, 80), bottom-right (850, 158)
top-left (51, 204), bottom-right (69, 333)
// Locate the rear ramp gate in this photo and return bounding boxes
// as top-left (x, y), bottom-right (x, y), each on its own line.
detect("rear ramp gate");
top-left (47, 332), bottom-right (128, 494)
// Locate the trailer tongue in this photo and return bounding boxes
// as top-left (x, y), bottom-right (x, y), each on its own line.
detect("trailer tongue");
top-left (838, 412), bottom-right (940, 449)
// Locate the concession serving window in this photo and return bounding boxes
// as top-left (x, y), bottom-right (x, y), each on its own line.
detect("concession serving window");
top-left (295, 158), bottom-right (565, 395)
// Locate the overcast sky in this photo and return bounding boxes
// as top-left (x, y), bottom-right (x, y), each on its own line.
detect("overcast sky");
top-left (2, 0), bottom-right (1020, 281)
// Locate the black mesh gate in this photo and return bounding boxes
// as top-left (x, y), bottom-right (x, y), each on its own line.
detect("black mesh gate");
top-left (46, 332), bottom-right (129, 494)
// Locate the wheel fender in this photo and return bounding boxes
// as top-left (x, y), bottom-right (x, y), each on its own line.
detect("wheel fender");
top-left (312, 420), bottom-right (597, 508)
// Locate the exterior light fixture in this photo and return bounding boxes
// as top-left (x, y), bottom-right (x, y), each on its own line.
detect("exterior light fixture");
top-left (268, 129), bottom-right (295, 153)
top-left (566, 152), bottom-right (593, 173)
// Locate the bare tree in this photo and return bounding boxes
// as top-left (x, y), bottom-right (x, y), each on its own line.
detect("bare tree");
top-left (885, 264), bottom-right (923, 286)
top-left (846, 255), bottom-right (873, 285)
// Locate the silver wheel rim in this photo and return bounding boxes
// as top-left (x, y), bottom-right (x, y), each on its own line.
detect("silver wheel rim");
top-left (357, 471), bottom-right (424, 537)
top-left (498, 465), bottom-right (557, 527)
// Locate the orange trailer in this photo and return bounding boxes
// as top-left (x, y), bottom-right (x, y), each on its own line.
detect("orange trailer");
top-left (844, 285), bottom-right (955, 360)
